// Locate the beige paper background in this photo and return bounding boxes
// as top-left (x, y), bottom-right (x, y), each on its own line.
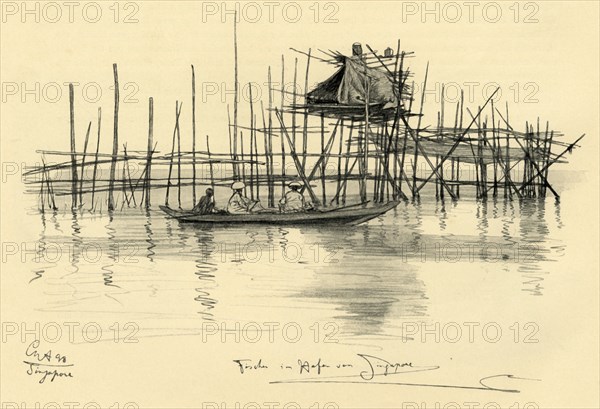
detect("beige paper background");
top-left (1, 1), bottom-right (599, 408)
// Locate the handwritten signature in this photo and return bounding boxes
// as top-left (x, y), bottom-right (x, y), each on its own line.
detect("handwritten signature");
top-left (233, 354), bottom-right (540, 393)
top-left (24, 340), bottom-right (74, 384)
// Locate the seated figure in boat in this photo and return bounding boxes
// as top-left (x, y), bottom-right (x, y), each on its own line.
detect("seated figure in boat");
top-left (192, 188), bottom-right (216, 214)
top-left (279, 181), bottom-right (313, 213)
top-left (227, 181), bottom-right (264, 214)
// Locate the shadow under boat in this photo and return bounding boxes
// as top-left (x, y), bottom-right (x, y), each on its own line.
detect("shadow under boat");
top-left (159, 201), bottom-right (400, 226)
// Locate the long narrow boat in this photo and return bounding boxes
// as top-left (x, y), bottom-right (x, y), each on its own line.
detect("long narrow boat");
top-left (159, 201), bottom-right (400, 226)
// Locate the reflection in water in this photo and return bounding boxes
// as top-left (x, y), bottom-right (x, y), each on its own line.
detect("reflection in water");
top-left (103, 213), bottom-right (118, 288)
top-left (191, 226), bottom-right (218, 321)
top-left (27, 197), bottom-right (564, 341)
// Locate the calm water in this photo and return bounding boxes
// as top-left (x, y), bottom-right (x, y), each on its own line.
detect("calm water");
top-left (23, 192), bottom-right (566, 345)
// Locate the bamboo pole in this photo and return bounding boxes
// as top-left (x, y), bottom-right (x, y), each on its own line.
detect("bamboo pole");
top-left (335, 119), bottom-right (344, 205)
top-left (301, 49), bottom-right (311, 171)
top-left (267, 67), bottom-right (275, 207)
top-left (192, 65), bottom-right (197, 204)
top-left (144, 97), bottom-right (153, 209)
top-left (240, 131), bottom-right (247, 196)
top-left (373, 126), bottom-right (381, 202)
top-left (121, 145), bottom-right (129, 208)
top-left (206, 135), bottom-right (215, 190)
top-left (292, 57), bottom-right (298, 149)
top-left (227, 105), bottom-right (236, 179)
top-left (491, 100), bottom-right (498, 197)
top-left (68, 83), bottom-right (78, 208)
top-left (544, 129), bottom-right (553, 197)
top-left (177, 104), bottom-right (182, 209)
top-left (90, 108), bottom-right (101, 210)
top-left (504, 103), bottom-right (510, 199)
top-left (438, 85), bottom-right (445, 200)
top-left (341, 120), bottom-right (354, 205)
top-left (320, 113), bottom-right (326, 206)
top-left (412, 63), bottom-right (428, 197)
top-left (249, 83), bottom-right (255, 200)
top-left (233, 15), bottom-right (239, 180)
top-left (165, 101), bottom-right (182, 207)
top-left (108, 64), bottom-right (119, 211)
top-left (398, 83), bottom-right (414, 197)
top-left (261, 101), bottom-right (273, 207)
top-left (280, 55), bottom-right (286, 196)
top-left (253, 113), bottom-right (260, 200)
top-left (39, 162), bottom-right (45, 212)
top-left (78, 121), bottom-right (92, 206)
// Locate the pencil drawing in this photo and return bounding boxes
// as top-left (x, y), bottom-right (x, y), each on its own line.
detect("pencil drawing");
top-left (21, 20), bottom-right (582, 342)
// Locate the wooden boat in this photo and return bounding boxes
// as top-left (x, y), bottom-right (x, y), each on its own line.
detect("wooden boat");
top-left (159, 201), bottom-right (400, 226)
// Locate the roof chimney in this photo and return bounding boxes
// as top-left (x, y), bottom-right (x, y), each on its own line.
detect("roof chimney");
top-left (384, 47), bottom-right (393, 57)
top-left (352, 42), bottom-right (363, 57)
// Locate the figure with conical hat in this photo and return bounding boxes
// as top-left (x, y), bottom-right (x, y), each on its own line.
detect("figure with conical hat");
top-left (279, 181), bottom-right (313, 213)
top-left (227, 181), bottom-right (264, 214)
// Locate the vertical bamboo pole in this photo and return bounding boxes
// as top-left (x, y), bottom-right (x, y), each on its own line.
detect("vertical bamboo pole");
top-left (267, 66), bottom-right (276, 207)
top-left (78, 121), bottom-right (91, 206)
top-left (108, 64), bottom-right (119, 211)
top-left (536, 117), bottom-right (541, 197)
top-left (435, 111), bottom-right (440, 199)
top-left (176, 105), bottom-right (182, 209)
top-left (280, 55), bottom-right (286, 196)
top-left (90, 108), bottom-right (101, 210)
top-left (192, 65), bottom-right (197, 204)
top-left (435, 84), bottom-right (445, 200)
top-left (398, 83), bottom-right (414, 197)
top-left (233, 15), bottom-right (239, 180)
top-left (457, 90), bottom-right (464, 198)
top-left (451, 99), bottom-right (459, 195)
top-left (206, 135), bottom-right (215, 190)
top-left (267, 67), bottom-right (275, 207)
top-left (335, 119), bottom-right (344, 205)
top-left (144, 98), bottom-right (153, 209)
top-left (301, 49), bottom-right (312, 171)
top-left (320, 113), bottom-right (326, 206)
top-left (361, 70), bottom-right (370, 204)
top-left (373, 126), bottom-right (381, 202)
top-left (412, 63), bottom-right (429, 197)
top-left (342, 120), bottom-right (354, 205)
top-left (261, 101), bottom-right (273, 207)
top-left (227, 105), bottom-right (236, 179)
top-left (383, 120), bottom-right (392, 202)
top-left (291, 57), bottom-right (298, 149)
top-left (39, 163), bottom-right (45, 212)
top-left (541, 120), bottom-right (549, 197)
top-left (491, 100), bottom-right (498, 197)
top-left (240, 131), bottom-right (247, 196)
top-left (523, 121), bottom-right (529, 196)
top-left (165, 101), bottom-right (181, 207)
top-left (69, 83), bottom-right (78, 208)
top-left (504, 103), bottom-right (511, 199)
top-left (544, 130), bottom-right (553, 198)
top-left (121, 144), bottom-right (129, 208)
top-left (253, 114), bottom-right (260, 200)
top-left (249, 127), bottom-right (255, 200)
top-left (249, 83), bottom-right (255, 200)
